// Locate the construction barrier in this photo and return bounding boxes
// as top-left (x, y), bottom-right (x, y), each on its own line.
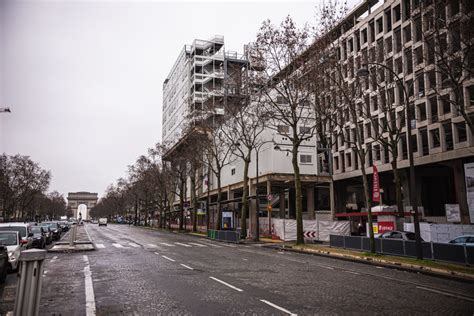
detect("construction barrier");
top-left (207, 229), bottom-right (241, 243)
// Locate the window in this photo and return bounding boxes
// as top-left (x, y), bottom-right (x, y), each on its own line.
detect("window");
top-left (376, 17), bottom-right (383, 34)
top-left (299, 126), bottom-right (311, 135)
top-left (374, 145), bottom-right (381, 161)
top-left (300, 154), bottom-right (312, 164)
top-left (401, 133), bottom-right (408, 159)
top-left (369, 21), bottom-right (375, 43)
top-left (418, 103), bottom-right (427, 121)
top-left (441, 96), bottom-right (451, 114)
top-left (361, 29), bottom-right (367, 44)
top-left (231, 167), bottom-right (236, 176)
top-left (427, 71), bottom-right (436, 90)
top-left (278, 125), bottom-right (290, 134)
top-left (468, 86), bottom-right (474, 106)
top-left (430, 97), bottom-right (438, 122)
top-left (431, 128), bottom-right (440, 148)
top-left (444, 123), bottom-right (453, 150)
top-left (450, 0), bottom-right (460, 16)
top-left (334, 156), bottom-right (339, 170)
top-left (346, 153), bottom-right (352, 167)
top-left (385, 36), bottom-right (393, 54)
top-left (414, 16), bottom-right (422, 42)
top-left (417, 74), bottom-right (425, 97)
top-left (414, 46), bottom-right (423, 65)
top-left (394, 27), bottom-right (402, 53)
top-left (405, 48), bottom-right (413, 74)
top-left (393, 5), bottom-right (401, 22)
top-left (403, 0), bottom-right (411, 20)
top-left (411, 134), bottom-right (418, 153)
top-left (420, 128), bottom-right (429, 155)
top-left (456, 123), bottom-right (467, 142)
top-left (385, 9), bottom-right (392, 32)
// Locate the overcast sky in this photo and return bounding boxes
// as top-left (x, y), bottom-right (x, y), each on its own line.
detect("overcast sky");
top-left (0, 0), bottom-right (359, 198)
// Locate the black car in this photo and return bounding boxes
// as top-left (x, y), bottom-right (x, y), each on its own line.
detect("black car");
top-left (58, 221), bottom-right (69, 232)
top-left (44, 222), bottom-right (61, 241)
top-left (0, 245), bottom-right (7, 283)
top-left (30, 226), bottom-right (46, 249)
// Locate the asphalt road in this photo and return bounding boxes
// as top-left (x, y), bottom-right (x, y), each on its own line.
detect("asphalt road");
top-left (8, 223), bottom-right (474, 315)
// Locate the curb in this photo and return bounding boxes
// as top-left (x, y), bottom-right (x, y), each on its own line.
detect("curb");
top-left (263, 244), bottom-right (474, 283)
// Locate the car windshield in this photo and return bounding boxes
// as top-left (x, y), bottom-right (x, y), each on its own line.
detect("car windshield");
top-left (31, 227), bottom-right (43, 234)
top-left (405, 232), bottom-right (416, 240)
top-left (48, 223), bottom-right (58, 229)
top-left (0, 232), bottom-right (18, 246)
top-left (0, 226), bottom-right (27, 238)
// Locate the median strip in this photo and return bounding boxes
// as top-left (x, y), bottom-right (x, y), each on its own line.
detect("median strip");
top-left (209, 276), bottom-right (243, 292)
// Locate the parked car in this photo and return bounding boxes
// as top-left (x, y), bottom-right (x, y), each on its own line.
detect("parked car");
top-left (30, 226), bottom-right (47, 249)
top-left (448, 235), bottom-right (474, 246)
top-left (58, 221), bottom-right (70, 232)
top-left (91, 219), bottom-right (98, 224)
top-left (43, 222), bottom-right (61, 241)
top-left (98, 218), bottom-right (108, 227)
top-left (378, 230), bottom-right (424, 241)
top-left (0, 222), bottom-right (34, 248)
top-left (37, 223), bottom-right (54, 244)
top-left (0, 231), bottom-right (22, 271)
top-left (0, 245), bottom-right (7, 283)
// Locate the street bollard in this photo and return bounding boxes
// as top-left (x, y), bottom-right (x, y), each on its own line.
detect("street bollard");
top-left (14, 249), bottom-right (47, 316)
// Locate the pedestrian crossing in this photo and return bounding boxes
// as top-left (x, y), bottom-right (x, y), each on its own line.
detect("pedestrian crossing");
top-left (94, 240), bottom-right (231, 250)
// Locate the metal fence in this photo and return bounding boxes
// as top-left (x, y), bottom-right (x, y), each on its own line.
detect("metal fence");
top-left (330, 235), bottom-right (474, 265)
top-left (207, 229), bottom-right (241, 243)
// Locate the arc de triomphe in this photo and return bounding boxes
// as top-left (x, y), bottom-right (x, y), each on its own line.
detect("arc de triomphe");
top-left (67, 192), bottom-right (98, 220)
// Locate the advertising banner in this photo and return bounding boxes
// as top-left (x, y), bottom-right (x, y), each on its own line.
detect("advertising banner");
top-left (445, 204), bottom-right (461, 222)
top-left (464, 162), bottom-right (474, 223)
top-left (372, 165), bottom-right (380, 203)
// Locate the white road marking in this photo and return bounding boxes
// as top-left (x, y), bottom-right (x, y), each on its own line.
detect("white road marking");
top-left (219, 243), bottom-right (237, 248)
top-left (260, 299), bottom-right (296, 316)
top-left (52, 256), bottom-right (58, 260)
top-left (129, 242), bottom-right (140, 248)
top-left (43, 270), bottom-right (48, 275)
top-left (188, 242), bottom-right (207, 247)
top-left (154, 252), bottom-right (160, 255)
top-left (416, 286), bottom-right (474, 302)
top-left (112, 243), bottom-right (124, 248)
top-left (180, 264), bottom-right (194, 270)
top-left (343, 270), bottom-right (360, 275)
top-left (242, 258), bottom-right (248, 261)
top-left (209, 276), bottom-right (243, 292)
top-left (95, 243), bottom-right (105, 249)
top-left (200, 242), bottom-right (222, 248)
top-left (83, 255), bottom-right (96, 316)
top-left (317, 265), bottom-right (334, 270)
top-left (84, 225), bottom-right (93, 242)
top-left (376, 266), bottom-right (384, 269)
top-left (159, 242), bottom-right (175, 247)
top-left (162, 256), bottom-right (175, 262)
top-left (147, 243), bottom-right (158, 248)
top-left (175, 242), bottom-right (192, 247)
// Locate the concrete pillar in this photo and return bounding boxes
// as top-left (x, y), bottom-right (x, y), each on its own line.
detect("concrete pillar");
top-left (453, 159), bottom-right (470, 224)
top-left (279, 190), bottom-right (286, 219)
top-left (307, 187), bottom-right (315, 219)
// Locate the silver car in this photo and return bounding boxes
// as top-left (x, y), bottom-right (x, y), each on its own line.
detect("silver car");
top-left (0, 231), bottom-right (22, 271)
top-left (378, 230), bottom-right (424, 241)
top-left (448, 235), bottom-right (474, 246)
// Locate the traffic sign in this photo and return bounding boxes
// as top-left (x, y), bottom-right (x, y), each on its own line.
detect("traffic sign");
top-left (267, 194), bottom-right (273, 201)
top-left (303, 231), bottom-right (317, 239)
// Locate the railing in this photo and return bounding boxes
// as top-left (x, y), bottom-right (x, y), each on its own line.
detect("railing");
top-left (330, 235), bottom-right (474, 266)
top-left (207, 229), bottom-right (241, 243)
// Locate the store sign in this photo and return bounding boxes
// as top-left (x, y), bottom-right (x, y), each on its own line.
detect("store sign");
top-left (372, 165), bottom-right (380, 203)
top-left (377, 221), bottom-right (395, 234)
top-left (464, 162), bottom-right (474, 224)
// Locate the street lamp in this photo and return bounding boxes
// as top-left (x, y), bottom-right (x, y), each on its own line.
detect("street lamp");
top-left (357, 62), bottom-right (423, 259)
top-left (0, 107), bottom-right (11, 113)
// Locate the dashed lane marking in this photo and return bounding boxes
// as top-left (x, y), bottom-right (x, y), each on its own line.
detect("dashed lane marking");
top-left (154, 252), bottom-right (160, 255)
top-left (199, 242), bottom-right (222, 248)
top-left (129, 242), bottom-right (140, 248)
top-left (188, 242), bottom-right (207, 247)
top-left (147, 243), bottom-right (158, 248)
top-left (162, 256), bottom-right (175, 262)
top-left (159, 242), bottom-right (175, 247)
top-left (209, 276), bottom-right (243, 292)
top-left (83, 255), bottom-right (96, 316)
top-left (175, 242), bottom-right (192, 247)
top-left (259, 299), bottom-right (297, 316)
top-left (219, 243), bottom-right (237, 248)
top-left (112, 243), bottom-right (124, 248)
top-left (180, 264), bottom-right (194, 270)
top-left (95, 243), bottom-right (105, 249)
top-left (343, 270), bottom-right (360, 275)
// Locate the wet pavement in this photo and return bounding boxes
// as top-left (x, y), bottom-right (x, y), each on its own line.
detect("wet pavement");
top-left (2, 223), bottom-right (474, 315)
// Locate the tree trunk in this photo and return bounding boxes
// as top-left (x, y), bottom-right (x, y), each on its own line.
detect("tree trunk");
top-left (240, 158), bottom-right (250, 239)
top-left (206, 167), bottom-right (211, 230)
top-left (215, 174), bottom-right (222, 230)
top-left (391, 158), bottom-right (404, 218)
top-left (190, 172), bottom-right (198, 232)
top-left (360, 156), bottom-right (375, 253)
top-left (179, 182), bottom-right (184, 231)
top-left (292, 143), bottom-right (304, 245)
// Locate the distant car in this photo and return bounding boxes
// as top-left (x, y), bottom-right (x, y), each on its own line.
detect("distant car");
top-left (98, 218), bottom-right (107, 227)
top-left (378, 230), bottom-right (424, 241)
top-left (91, 219), bottom-right (98, 224)
top-left (0, 231), bottom-right (22, 271)
top-left (30, 226), bottom-right (46, 249)
top-left (58, 221), bottom-right (70, 232)
top-left (0, 244), bottom-right (7, 283)
top-left (42, 222), bottom-right (61, 241)
top-left (0, 222), bottom-right (34, 248)
top-left (448, 235), bottom-right (474, 246)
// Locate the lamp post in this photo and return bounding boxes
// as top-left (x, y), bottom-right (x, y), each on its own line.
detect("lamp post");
top-left (357, 62), bottom-right (423, 259)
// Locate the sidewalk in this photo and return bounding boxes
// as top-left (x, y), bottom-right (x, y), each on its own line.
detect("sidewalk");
top-left (48, 224), bottom-right (95, 252)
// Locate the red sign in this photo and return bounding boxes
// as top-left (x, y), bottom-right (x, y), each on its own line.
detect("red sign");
top-left (377, 221), bottom-right (395, 233)
top-left (372, 165), bottom-right (380, 203)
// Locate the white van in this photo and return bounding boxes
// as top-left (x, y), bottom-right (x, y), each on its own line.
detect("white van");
top-left (98, 218), bottom-right (108, 227)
